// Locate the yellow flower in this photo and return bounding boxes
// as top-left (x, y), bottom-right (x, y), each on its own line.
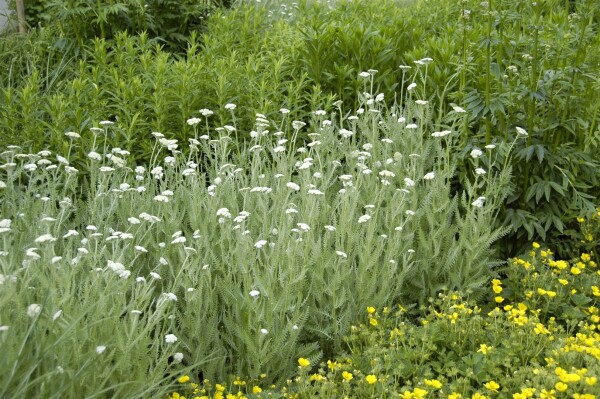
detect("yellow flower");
top-left (342, 371), bottom-right (353, 382)
top-left (533, 242), bottom-right (540, 249)
top-left (472, 393), bottom-right (488, 399)
top-left (178, 375), bottom-right (191, 384)
top-left (448, 312), bottom-right (459, 324)
top-left (578, 217), bottom-right (586, 223)
top-left (521, 388), bottom-right (535, 397)
top-left (534, 323), bottom-right (550, 335)
top-left (484, 381), bottom-right (500, 392)
top-left (424, 379), bottom-right (442, 389)
top-left (586, 376), bottom-right (598, 386)
top-left (310, 373), bottom-right (325, 382)
top-left (539, 389), bottom-right (555, 399)
top-left (215, 384), bottom-right (225, 392)
top-left (494, 296), bottom-right (504, 303)
top-left (327, 360), bottom-right (340, 371)
top-left (560, 373), bottom-right (581, 383)
top-left (252, 386), bottom-right (262, 394)
top-left (573, 394), bottom-right (596, 399)
top-left (233, 377), bottom-right (246, 386)
top-left (478, 344), bottom-right (493, 354)
top-left (555, 382), bottom-right (568, 392)
top-left (448, 393), bottom-right (462, 399)
top-left (558, 279), bottom-right (569, 285)
top-left (582, 253), bottom-right (591, 262)
top-left (367, 306), bottom-right (376, 314)
top-left (369, 318), bottom-right (378, 326)
top-left (400, 391), bottom-right (414, 399)
top-left (413, 388), bottom-right (428, 398)
top-left (365, 374), bottom-right (378, 384)
top-left (297, 358), bottom-right (310, 368)
top-left (493, 285), bottom-right (503, 294)
top-left (513, 393), bottom-right (526, 399)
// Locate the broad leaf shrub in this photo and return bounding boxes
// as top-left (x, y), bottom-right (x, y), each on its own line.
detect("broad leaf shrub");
top-left (0, 83), bottom-right (512, 395)
top-left (274, 0), bottom-right (600, 256)
top-left (166, 245), bottom-right (600, 399)
top-left (7, 0), bottom-right (230, 51)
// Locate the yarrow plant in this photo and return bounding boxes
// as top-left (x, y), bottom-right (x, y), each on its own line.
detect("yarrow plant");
top-left (1, 70), bottom-right (516, 396)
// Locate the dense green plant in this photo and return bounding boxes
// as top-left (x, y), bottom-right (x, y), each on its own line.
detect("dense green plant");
top-left (8, 0), bottom-right (232, 51)
top-left (168, 241), bottom-right (600, 398)
top-left (3, 0), bottom-right (598, 257)
top-left (0, 82), bottom-right (513, 394)
top-left (267, 0), bottom-right (600, 257)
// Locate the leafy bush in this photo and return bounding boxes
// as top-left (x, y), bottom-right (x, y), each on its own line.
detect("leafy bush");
top-left (167, 244), bottom-right (600, 399)
top-left (0, 83), bottom-right (514, 394)
top-left (8, 0), bottom-right (231, 51)
top-left (2, 0), bottom-right (598, 257)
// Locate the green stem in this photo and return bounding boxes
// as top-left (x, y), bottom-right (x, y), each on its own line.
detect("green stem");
top-left (485, 2), bottom-right (492, 144)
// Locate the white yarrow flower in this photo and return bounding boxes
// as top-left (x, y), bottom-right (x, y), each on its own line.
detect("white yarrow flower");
top-left (96, 345), bottom-right (106, 354)
top-left (249, 290), bottom-right (260, 298)
top-left (470, 148), bottom-right (483, 158)
top-left (254, 240), bottom-right (268, 249)
top-left (87, 151), bottom-right (102, 161)
top-left (187, 117), bottom-right (201, 126)
top-left (27, 304), bottom-right (42, 318)
top-left (358, 214), bottom-right (371, 223)
top-left (297, 223), bottom-right (310, 232)
top-left (173, 352), bottom-right (184, 363)
top-left (423, 172), bottom-right (435, 180)
top-left (35, 234), bottom-right (57, 243)
top-left (516, 126), bottom-right (528, 136)
top-left (472, 196), bottom-right (486, 208)
top-left (286, 182), bottom-right (300, 191)
top-left (165, 334), bottom-right (178, 344)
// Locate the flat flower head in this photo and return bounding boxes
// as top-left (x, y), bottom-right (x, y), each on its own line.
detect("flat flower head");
top-left (165, 334), bottom-right (178, 344)
top-left (516, 126), bottom-right (528, 137)
top-left (27, 304), bottom-right (42, 318)
top-left (365, 375), bottom-right (378, 384)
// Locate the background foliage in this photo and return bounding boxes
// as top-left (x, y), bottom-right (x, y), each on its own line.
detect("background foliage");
top-left (1, 0), bottom-right (599, 257)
